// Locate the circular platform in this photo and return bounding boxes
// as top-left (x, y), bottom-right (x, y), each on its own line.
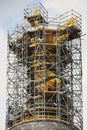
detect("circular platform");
top-left (10, 120), bottom-right (79, 130)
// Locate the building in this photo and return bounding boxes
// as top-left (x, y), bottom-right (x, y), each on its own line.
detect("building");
top-left (6, 3), bottom-right (83, 130)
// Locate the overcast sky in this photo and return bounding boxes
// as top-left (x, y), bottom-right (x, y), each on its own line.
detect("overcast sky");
top-left (0, 0), bottom-right (87, 130)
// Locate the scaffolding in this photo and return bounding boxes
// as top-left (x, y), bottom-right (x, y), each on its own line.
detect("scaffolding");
top-left (6, 3), bottom-right (83, 130)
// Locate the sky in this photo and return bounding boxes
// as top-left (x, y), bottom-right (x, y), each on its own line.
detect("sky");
top-left (0, 0), bottom-right (87, 130)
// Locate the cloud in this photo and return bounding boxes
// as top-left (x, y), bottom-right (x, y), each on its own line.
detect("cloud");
top-left (0, 0), bottom-right (33, 30)
top-left (0, 29), bottom-right (7, 130)
top-left (42, 0), bottom-right (87, 11)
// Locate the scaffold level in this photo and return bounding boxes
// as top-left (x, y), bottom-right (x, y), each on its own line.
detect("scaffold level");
top-left (6, 3), bottom-right (83, 130)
